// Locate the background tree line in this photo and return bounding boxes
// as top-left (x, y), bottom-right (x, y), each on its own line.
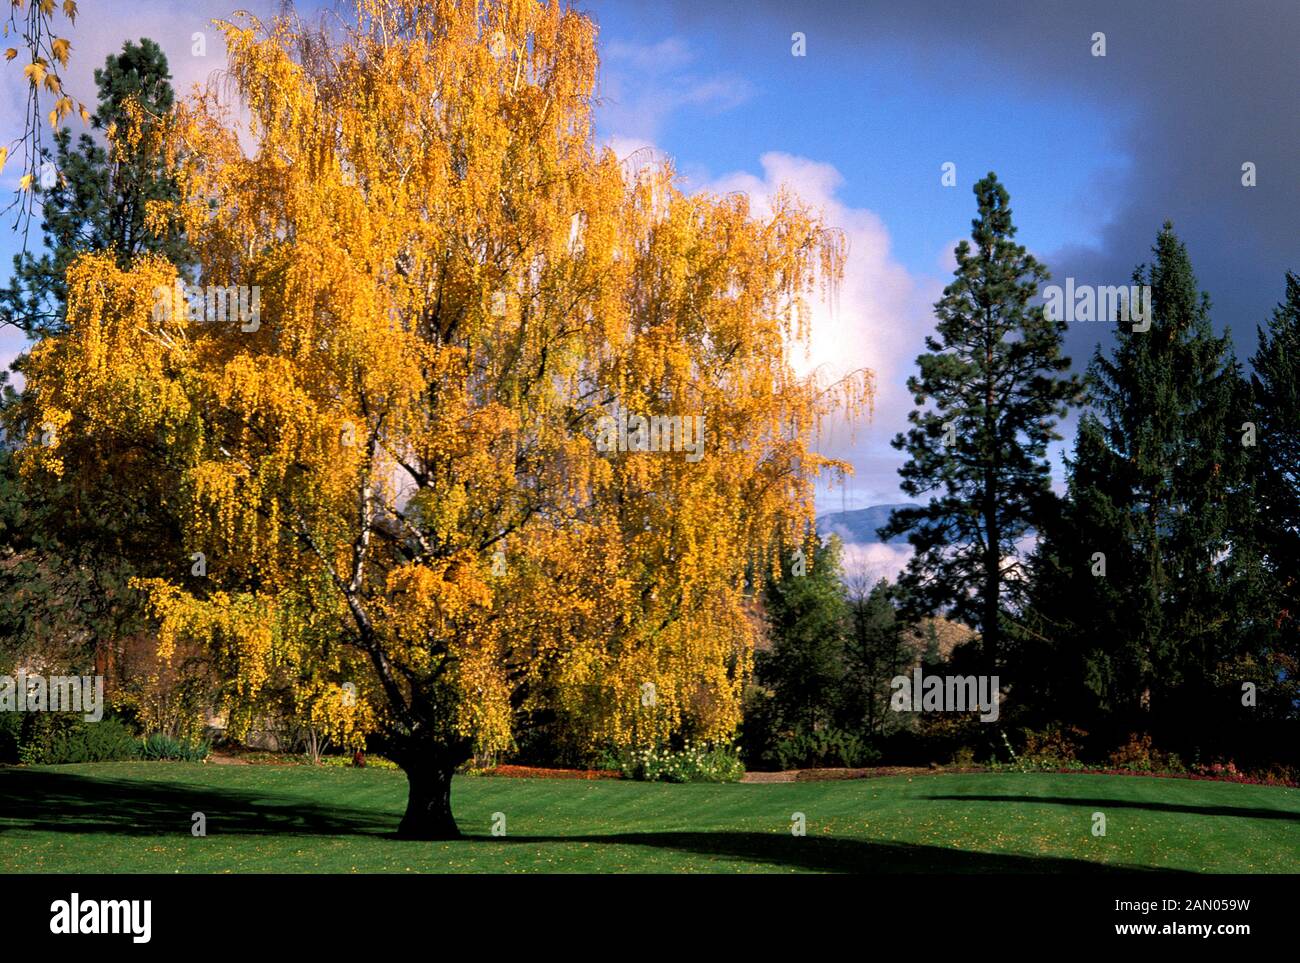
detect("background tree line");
top-left (749, 174), bottom-right (1297, 776)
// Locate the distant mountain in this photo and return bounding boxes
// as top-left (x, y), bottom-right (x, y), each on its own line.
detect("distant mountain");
top-left (817, 504), bottom-right (920, 545)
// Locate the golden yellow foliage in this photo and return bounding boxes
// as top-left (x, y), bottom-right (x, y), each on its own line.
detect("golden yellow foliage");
top-left (18, 0), bottom-right (871, 790)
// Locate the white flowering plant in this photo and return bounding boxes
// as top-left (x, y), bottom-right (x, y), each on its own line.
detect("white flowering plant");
top-left (618, 740), bottom-right (744, 783)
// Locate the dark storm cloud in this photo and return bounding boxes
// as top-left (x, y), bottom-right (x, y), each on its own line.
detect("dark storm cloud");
top-left (663, 0), bottom-right (1299, 367)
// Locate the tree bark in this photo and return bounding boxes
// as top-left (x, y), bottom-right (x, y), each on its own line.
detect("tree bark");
top-left (396, 756), bottom-right (461, 839)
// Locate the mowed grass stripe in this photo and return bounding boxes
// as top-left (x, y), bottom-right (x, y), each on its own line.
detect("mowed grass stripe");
top-left (1, 764), bottom-right (1296, 873)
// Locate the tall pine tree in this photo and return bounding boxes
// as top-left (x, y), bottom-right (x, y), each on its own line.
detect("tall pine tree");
top-left (1, 38), bottom-right (188, 337)
top-left (881, 173), bottom-right (1081, 671)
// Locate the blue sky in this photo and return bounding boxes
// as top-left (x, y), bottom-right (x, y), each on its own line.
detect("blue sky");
top-left (3, 1), bottom-right (1296, 581)
top-left (590, 1), bottom-right (1129, 270)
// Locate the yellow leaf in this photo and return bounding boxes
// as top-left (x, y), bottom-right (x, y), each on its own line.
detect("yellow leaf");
top-left (4, 48), bottom-right (16, 61)
top-left (62, 0), bottom-right (76, 24)
top-left (48, 108), bottom-right (58, 128)
top-left (78, 101), bottom-right (89, 124)
top-left (23, 61), bottom-right (46, 86)
top-left (18, 173), bottom-right (32, 191)
top-left (0, 146), bottom-right (7, 174)
top-left (51, 37), bottom-right (69, 66)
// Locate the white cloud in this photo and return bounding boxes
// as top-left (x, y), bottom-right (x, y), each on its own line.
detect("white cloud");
top-left (604, 38), bottom-right (694, 73)
top-left (700, 152), bottom-right (943, 508)
top-left (840, 541), bottom-right (914, 588)
top-left (597, 36), bottom-right (751, 142)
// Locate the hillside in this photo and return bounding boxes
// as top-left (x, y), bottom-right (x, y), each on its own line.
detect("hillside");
top-left (818, 504), bottom-right (920, 544)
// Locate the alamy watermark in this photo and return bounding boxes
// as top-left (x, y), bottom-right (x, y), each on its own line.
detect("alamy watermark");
top-left (1042, 279), bottom-right (1151, 332)
top-left (890, 668), bottom-right (1000, 722)
top-left (50, 894), bottom-right (151, 943)
top-left (595, 405), bottom-right (705, 462)
top-left (0, 672), bottom-right (104, 722)
top-left (152, 280), bottom-right (261, 332)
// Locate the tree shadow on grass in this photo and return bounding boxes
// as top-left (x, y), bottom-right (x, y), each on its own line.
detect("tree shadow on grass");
top-left (0, 767), bottom-right (394, 838)
top-left (924, 794), bottom-right (1300, 823)
top-left (495, 832), bottom-right (1179, 874)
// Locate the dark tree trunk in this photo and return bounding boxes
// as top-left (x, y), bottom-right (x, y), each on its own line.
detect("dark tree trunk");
top-left (397, 757), bottom-right (460, 839)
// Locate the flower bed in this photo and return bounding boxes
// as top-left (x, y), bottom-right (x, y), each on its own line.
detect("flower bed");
top-left (480, 764), bottom-right (622, 780)
top-left (1048, 767), bottom-right (1300, 789)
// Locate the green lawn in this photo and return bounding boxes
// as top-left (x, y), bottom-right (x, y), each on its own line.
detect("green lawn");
top-left (1, 763), bottom-right (1297, 873)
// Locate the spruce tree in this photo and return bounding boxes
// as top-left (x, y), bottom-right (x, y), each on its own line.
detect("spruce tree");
top-left (757, 537), bottom-right (850, 734)
top-left (1248, 272), bottom-right (1300, 724)
top-left (1068, 223), bottom-right (1244, 741)
top-left (881, 173), bottom-right (1081, 671)
top-left (1020, 412), bottom-right (1133, 734)
top-left (1251, 272), bottom-right (1300, 635)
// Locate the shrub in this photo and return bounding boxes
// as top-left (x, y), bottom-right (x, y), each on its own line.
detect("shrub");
top-left (140, 732), bottom-right (210, 762)
top-left (80, 718), bottom-right (145, 762)
top-left (320, 753), bottom-right (398, 770)
top-left (772, 727), bottom-right (880, 770)
top-left (592, 745), bottom-right (622, 772)
top-left (1011, 724), bottom-right (1089, 770)
top-left (1194, 760), bottom-right (1241, 780)
top-left (1258, 764), bottom-right (1300, 787)
top-left (1107, 732), bottom-right (1181, 772)
top-left (951, 746), bottom-right (978, 767)
top-left (619, 741), bottom-right (744, 783)
top-left (111, 635), bottom-right (215, 746)
top-left (15, 714), bottom-right (141, 764)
